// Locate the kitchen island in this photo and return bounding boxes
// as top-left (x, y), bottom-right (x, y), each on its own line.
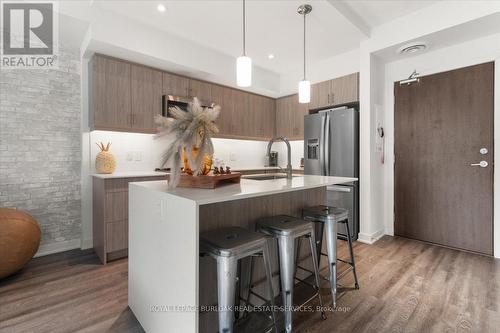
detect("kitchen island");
top-left (128, 175), bottom-right (356, 333)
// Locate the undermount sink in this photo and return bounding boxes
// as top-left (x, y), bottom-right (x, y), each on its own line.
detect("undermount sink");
top-left (242, 173), bottom-right (301, 181)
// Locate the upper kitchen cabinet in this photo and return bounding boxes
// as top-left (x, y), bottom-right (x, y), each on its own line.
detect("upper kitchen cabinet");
top-left (90, 55), bottom-right (132, 131)
top-left (89, 54), bottom-right (278, 139)
top-left (130, 64), bottom-right (163, 133)
top-left (331, 72), bottom-right (359, 105)
top-left (309, 80), bottom-right (331, 110)
top-left (162, 72), bottom-right (189, 97)
top-left (189, 79), bottom-right (212, 103)
top-left (211, 84), bottom-right (234, 135)
top-left (249, 94), bottom-right (275, 139)
top-left (231, 89), bottom-right (250, 138)
top-left (90, 54), bottom-right (162, 133)
top-left (309, 73), bottom-right (359, 110)
top-left (275, 94), bottom-right (308, 140)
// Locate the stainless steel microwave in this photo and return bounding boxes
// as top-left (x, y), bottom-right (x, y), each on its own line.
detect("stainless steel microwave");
top-left (162, 95), bottom-right (213, 117)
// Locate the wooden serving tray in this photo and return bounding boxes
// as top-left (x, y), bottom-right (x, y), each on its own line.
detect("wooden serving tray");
top-left (171, 172), bottom-right (242, 189)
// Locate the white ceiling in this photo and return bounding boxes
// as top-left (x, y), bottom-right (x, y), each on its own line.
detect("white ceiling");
top-left (343, 0), bottom-right (440, 28)
top-left (89, 0), bottom-right (441, 75)
top-left (92, 0), bottom-right (369, 75)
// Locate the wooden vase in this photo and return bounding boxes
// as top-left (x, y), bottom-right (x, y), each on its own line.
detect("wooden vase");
top-left (182, 147), bottom-right (212, 175)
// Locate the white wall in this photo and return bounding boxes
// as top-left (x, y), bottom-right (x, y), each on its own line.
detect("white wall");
top-left (87, 133), bottom-right (304, 173)
top-left (382, 32), bottom-right (500, 257)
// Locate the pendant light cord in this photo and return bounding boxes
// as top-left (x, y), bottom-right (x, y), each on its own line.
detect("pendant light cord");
top-left (243, 0), bottom-right (246, 56)
top-left (303, 12), bottom-right (306, 80)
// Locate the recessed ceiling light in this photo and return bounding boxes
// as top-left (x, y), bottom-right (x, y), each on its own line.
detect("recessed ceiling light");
top-left (268, 54), bottom-right (275, 59)
top-left (157, 4), bottom-right (166, 12)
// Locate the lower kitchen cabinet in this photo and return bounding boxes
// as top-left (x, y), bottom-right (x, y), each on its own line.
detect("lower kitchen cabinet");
top-left (93, 175), bottom-right (165, 263)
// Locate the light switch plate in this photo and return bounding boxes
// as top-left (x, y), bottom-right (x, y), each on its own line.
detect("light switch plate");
top-left (134, 151), bottom-right (142, 161)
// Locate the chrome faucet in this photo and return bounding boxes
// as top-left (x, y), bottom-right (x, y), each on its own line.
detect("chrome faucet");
top-left (267, 137), bottom-right (293, 179)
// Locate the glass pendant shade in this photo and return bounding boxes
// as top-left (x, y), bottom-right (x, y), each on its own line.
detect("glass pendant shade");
top-left (236, 56), bottom-right (252, 87)
top-left (298, 80), bottom-right (310, 103)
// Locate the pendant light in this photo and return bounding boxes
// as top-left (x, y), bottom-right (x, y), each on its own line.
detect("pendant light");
top-left (298, 4), bottom-right (312, 103)
top-left (236, 0), bottom-right (252, 87)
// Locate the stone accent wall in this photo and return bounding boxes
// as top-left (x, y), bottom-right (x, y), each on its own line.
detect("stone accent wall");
top-left (0, 46), bottom-right (82, 249)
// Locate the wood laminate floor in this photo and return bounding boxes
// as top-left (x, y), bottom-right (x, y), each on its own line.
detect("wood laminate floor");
top-left (0, 236), bottom-right (499, 333)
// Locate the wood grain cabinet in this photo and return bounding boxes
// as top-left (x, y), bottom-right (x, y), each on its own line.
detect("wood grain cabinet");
top-left (90, 54), bottom-right (162, 133)
top-left (309, 80), bottom-right (331, 110)
top-left (331, 72), bottom-right (359, 105)
top-left (309, 73), bottom-right (359, 110)
top-left (93, 175), bottom-right (165, 264)
top-left (162, 72), bottom-right (189, 97)
top-left (90, 54), bottom-right (358, 140)
top-left (189, 79), bottom-right (212, 102)
top-left (230, 89), bottom-right (249, 136)
top-left (130, 64), bottom-right (163, 132)
top-left (275, 94), bottom-right (308, 139)
top-left (211, 84), bottom-right (235, 135)
top-left (250, 95), bottom-right (275, 138)
top-left (90, 55), bottom-right (131, 131)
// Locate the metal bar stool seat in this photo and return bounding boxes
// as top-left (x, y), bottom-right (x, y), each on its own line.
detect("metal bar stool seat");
top-left (200, 227), bottom-right (278, 333)
top-left (302, 205), bottom-right (360, 308)
top-left (256, 215), bottom-right (326, 333)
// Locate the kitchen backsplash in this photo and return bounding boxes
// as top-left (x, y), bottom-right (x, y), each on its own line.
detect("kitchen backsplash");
top-left (89, 131), bottom-right (304, 173)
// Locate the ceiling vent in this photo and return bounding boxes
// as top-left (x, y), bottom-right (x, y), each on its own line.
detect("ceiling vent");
top-left (397, 42), bottom-right (427, 55)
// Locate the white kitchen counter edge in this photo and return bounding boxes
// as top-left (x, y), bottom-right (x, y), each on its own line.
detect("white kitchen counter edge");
top-left (129, 175), bottom-right (357, 206)
top-left (91, 171), bottom-right (168, 179)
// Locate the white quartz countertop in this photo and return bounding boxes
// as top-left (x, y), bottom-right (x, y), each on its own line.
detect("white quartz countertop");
top-left (91, 171), bottom-right (168, 179)
top-left (232, 166), bottom-right (304, 171)
top-left (130, 175), bottom-right (357, 205)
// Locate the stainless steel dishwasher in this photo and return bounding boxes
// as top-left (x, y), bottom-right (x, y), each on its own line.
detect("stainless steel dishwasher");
top-left (326, 183), bottom-right (358, 240)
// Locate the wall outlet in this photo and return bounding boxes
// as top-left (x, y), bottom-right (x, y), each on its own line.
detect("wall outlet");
top-left (229, 153), bottom-right (237, 161)
top-left (126, 152), bottom-right (134, 161)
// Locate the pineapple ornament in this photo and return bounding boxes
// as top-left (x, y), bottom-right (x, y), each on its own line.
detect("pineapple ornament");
top-left (95, 142), bottom-right (116, 174)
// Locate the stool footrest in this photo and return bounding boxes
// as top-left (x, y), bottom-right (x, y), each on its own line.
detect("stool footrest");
top-left (296, 265), bottom-right (330, 282)
top-left (294, 275), bottom-right (318, 288)
top-left (337, 258), bottom-right (354, 266)
top-left (248, 289), bottom-right (269, 303)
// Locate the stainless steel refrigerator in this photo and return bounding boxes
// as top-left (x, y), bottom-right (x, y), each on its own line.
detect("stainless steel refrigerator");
top-left (304, 106), bottom-right (359, 240)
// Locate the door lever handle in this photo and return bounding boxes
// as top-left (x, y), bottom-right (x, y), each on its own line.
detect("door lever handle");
top-left (470, 161), bottom-right (488, 167)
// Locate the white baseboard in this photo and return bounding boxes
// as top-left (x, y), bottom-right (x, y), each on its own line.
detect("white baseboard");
top-left (81, 238), bottom-right (93, 250)
top-left (357, 230), bottom-right (385, 245)
top-left (34, 239), bottom-right (82, 257)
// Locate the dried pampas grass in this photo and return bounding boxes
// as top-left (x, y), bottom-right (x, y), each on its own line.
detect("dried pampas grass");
top-left (155, 98), bottom-right (220, 188)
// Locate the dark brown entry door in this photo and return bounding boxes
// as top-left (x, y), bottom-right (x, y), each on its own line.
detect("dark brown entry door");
top-left (394, 62), bottom-right (494, 255)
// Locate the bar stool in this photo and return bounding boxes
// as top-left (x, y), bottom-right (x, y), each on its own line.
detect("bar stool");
top-left (302, 205), bottom-right (360, 308)
top-left (200, 227), bottom-right (278, 333)
top-left (256, 215), bottom-right (326, 333)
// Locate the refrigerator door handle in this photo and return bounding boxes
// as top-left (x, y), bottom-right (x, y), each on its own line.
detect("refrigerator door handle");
top-left (319, 114), bottom-right (326, 175)
top-left (324, 113), bottom-right (330, 176)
